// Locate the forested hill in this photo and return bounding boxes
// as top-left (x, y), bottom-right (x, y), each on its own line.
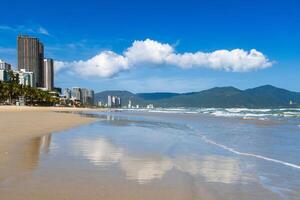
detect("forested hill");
top-left (94, 85), bottom-right (300, 108)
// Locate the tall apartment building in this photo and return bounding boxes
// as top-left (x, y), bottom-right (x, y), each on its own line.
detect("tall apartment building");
top-left (63, 88), bottom-right (72, 100)
top-left (0, 60), bottom-right (12, 70)
top-left (107, 95), bottom-right (121, 108)
top-left (108, 95), bottom-right (112, 107)
top-left (0, 60), bottom-right (11, 82)
top-left (18, 35), bottom-right (44, 87)
top-left (81, 88), bottom-right (94, 105)
top-left (88, 89), bottom-right (94, 105)
top-left (71, 87), bottom-right (81, 101)
top-left (43, 58), bottom-right (54, 91)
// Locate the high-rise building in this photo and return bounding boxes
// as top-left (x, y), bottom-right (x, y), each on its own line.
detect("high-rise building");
top-left (63, 88), bottom-right (72, 100)
top-left (0, 70), bottom-right (8, 82)
top-left (71, 87), bottom-right (81, 101)
top-left (107, 95), bottom-right (121, 108)
top-left (0, 60), bottom-right (11, 82)
top-left (0, 60), bottom-right (11, 70)
top-left (81, 88), bottom-right (95, 105)
top-left (108, 95), bottom-right (112, 107)
top-left (43, 58), bottom-right (54, 91)
top-left (87, 89), bottom-right (94, 105)
top-left (81, 88), bottom-right (88, 104)
top-left (116, 97), bottom-right (121, 107)
top-left (39, 42), bottom-right (44, 87)
top-left (18, 35), bottom-right (44, 87)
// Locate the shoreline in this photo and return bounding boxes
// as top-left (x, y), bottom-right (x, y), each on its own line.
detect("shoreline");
top-left (0, 105), bottom-right (106, 112)
top-left (0, 106), bottom-right (100, 181)
top-left (0, 106), bottom-right (101, 143)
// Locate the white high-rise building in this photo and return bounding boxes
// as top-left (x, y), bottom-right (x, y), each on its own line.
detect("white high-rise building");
top-left (107, 95), bottom-right (121, 108)
top-left (0, 60), bottom-right (11, 70)
top-left (43, 58), bottom-right (54, 91)
top-left (72, 87), bottom-right (81, 101)
top-left (0, 70), bottom-right (8, 82)
top-left (81, 88), bottom-right (94, 105)
top-left (108, 95), bottom-right (112, 107)
top-left (0, 60), bottom-right (11, 82)
top-left (63, 88), bottom-right (72, 100)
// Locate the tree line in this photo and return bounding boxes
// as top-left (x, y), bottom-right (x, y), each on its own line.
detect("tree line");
top-left (0, 71), bottom-right (59, 106)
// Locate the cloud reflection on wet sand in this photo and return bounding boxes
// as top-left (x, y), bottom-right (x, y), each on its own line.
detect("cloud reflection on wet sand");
top-left (73, 137), bottom-right (250, 184)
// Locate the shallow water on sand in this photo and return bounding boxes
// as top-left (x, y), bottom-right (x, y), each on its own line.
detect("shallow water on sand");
top-left (1, 111), bottom-right (300, 200)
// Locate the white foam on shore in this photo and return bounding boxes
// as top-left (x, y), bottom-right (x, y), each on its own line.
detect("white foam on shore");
top-left (200, 135), bottom-right (300, 170)
top-left (121, 107), bottom-right (300, 120)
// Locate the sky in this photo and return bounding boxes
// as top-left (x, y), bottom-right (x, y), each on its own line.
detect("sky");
top-left (0, 0), bottom-right (299, 93)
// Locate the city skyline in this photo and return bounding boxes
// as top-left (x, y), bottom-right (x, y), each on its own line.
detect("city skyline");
top-left (0, 0), bottom-right (299, 93)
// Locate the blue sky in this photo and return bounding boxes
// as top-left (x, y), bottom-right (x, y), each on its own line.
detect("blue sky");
top-left (0, 0), bottom-right (299, 93)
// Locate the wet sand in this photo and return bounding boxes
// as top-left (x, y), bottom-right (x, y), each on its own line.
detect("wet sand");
top-left (0, 109), bottom-right (298, 200)
top-left (0, 106), bottom-right (98, 182)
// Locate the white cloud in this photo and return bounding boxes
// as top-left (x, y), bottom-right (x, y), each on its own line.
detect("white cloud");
top-left (0, 24), bottom-right (50, 36)
top-left (73, 51), bottom-right (129, 77)
top-left (167, 49), bottom-right (272, 71)
top-left (37, 27), bottom-right (50, 35)
top-left (57, 39), bottom-right (273, 77)
top-left (125, 39), bottom-right (174, 64)
top-left (54, 61), bottom-right (67, 73)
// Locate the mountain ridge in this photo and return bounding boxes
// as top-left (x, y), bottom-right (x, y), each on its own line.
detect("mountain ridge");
top-left (94, 85), bottom-right (300, 108)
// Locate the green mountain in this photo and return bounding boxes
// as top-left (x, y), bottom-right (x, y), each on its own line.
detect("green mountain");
top-left (94, 85), bottom-right (300, 108)
top-left (137, 92), bottom-right (180, 100)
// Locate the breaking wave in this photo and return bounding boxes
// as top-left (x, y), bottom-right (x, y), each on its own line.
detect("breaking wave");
top-left (121, 107), bottom-right (300, 120)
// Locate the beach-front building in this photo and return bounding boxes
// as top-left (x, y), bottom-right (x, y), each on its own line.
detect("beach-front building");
top-left (107, 95), bottom-right (121, 108)
top-left (72, 87), bottom-right (81, 101)
top-left (81, 88), bottom-right (94, 105)
top-left (0, 60), bottom-right (12, 82)
top-left (18, 69), bottom-right (35, 88)
top-left (18, 35), bottom-right (44, 87)
top-left (0, 69), bottom-right (9, 82)
top-left (43, 58), bottom-right (54, 91)
top-left (0, 59), bottom-right (12, 71)
top-left (63, 88), bottom-right (72, 100)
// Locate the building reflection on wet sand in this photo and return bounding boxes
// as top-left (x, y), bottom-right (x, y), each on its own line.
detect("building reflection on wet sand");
top-left (0, 134), bottom-right (52, 182)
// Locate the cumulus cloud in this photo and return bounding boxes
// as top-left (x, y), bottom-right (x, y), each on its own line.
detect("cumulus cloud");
top-left (73, 51), bottom-right (129, 77)
top-left (125, 39), bottom-right (174, 64)
top-left (56, 39), bottom-right (273, 77)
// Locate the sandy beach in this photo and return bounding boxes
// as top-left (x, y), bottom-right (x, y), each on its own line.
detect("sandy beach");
top-left (0, 106), bottom-right (98, 182)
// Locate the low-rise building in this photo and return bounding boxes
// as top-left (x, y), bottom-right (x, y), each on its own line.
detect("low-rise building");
top-left (0, 69), bottom-right (9, 82)
top-left (18, 69), bottom-right (35, 87)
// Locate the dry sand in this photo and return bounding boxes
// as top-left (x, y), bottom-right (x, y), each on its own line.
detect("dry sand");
top-left (0, 106), bottom-right (99, 181)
